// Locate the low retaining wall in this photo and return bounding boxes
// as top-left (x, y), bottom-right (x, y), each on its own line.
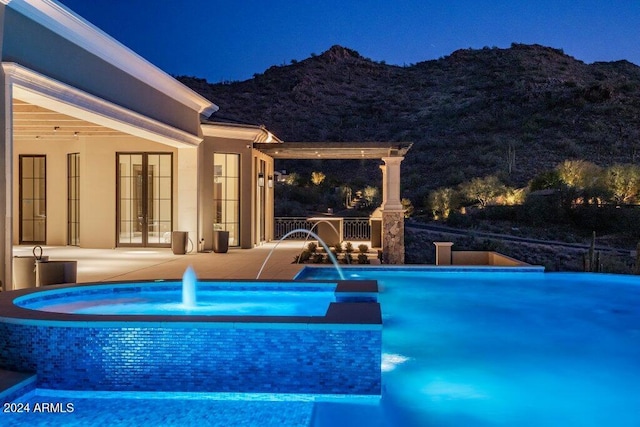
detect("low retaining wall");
top-left (452, 251), bottom-right (528, 266)
top-left (0, 280), bottom-right (381, 395)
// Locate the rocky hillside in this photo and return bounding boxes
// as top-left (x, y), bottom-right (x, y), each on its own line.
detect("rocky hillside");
top-left (178, 44), bottom-right (640, 204)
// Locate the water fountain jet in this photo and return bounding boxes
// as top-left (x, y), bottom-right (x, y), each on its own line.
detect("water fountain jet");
top-left (256, 228), bottom-right (345, 280)
top-left (182, 265), bottom-right (197, 307)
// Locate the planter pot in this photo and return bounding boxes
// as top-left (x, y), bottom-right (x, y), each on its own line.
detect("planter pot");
top-left (213, 230), bottom-right (229, 253)
top-left (171, 231), bottom-right (188, 255)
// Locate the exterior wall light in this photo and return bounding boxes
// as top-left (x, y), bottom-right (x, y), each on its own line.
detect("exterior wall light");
top-left (267, 175), bottom-right (273, 188)
top-left (258, 172), bottom-right (265, 187)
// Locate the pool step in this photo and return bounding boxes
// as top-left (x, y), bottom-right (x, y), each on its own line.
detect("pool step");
top-left (0, 369), bottom-right (36, 402)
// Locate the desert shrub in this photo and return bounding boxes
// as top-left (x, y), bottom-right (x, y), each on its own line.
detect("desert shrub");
top-left (446, 210), bottom-right (473, 227)
top-left (475, 205), bottom-right (518, 221)
top-left (517, 193), bottom-right (565, 226)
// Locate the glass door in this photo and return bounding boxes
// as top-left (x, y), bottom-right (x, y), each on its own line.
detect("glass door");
top-left (19, 155), bottom-right (46, 244)
top-left (213, 153), bottom-right (240, 246)
top-left (117, 153), bottom-right (172, 247)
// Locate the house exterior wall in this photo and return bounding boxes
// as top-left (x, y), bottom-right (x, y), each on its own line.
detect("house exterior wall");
top-left (13, 136), bottom-right (178, 248)
top-left (2, 8), bottom-right (202, 138)
top-left (198, 136), bottom-right (275, 250)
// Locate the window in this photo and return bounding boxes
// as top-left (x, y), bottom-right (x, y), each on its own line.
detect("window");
top-left (67, 153), bottom-right (80, 246)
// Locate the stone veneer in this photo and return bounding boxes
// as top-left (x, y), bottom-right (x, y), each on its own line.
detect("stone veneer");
top-left (0, 281), bottom-right (381, 395)
top-left (382, 210), bottom-right (405, 264)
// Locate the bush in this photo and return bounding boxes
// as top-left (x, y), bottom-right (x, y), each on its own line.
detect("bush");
top-left (344, 242), bottom-right (354, 253)
top-left (358, 244), bottom-right (369, 254)
top-left (357, 253), bottom-right (370, 264)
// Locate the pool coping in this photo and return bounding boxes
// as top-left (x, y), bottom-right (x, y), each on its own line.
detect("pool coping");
top-left (0, 279), bottom-right (381, 330)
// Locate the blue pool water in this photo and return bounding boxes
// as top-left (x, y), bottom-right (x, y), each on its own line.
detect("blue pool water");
top-left (15, 283), bottom-right (336, 316)
top-left (302, 268), bottom-right (640, 426)
top-left (3, 268), bottom-right (640, 426)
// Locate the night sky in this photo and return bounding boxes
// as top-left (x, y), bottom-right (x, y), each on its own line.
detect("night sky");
top-left (56, 0), bottom-right (640, 83)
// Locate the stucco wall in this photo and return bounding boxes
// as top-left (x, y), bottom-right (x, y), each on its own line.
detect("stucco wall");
top-left (13, 136), bottom-right (177, 248)
top-left (199, 136), bottom-right (274, 250)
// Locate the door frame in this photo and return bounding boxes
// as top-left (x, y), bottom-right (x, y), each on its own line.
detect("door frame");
top-left (116, 152), bottom-right (173, 247)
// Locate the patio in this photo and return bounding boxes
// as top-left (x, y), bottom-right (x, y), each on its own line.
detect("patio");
top-left (11, 242), bottom-right (310, 284)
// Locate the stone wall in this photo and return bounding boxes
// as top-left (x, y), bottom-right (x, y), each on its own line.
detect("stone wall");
top-left (382, 211), bottom-right (405, 264)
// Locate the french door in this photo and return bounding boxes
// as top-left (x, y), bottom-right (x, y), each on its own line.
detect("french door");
top-left (117, 153), bottom-right (172, 247)
top-left (19, 155), bottom-right (46, 244)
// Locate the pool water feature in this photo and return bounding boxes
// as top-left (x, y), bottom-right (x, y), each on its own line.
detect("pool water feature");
top-left (14, 282), bottom-right (337, 316)
top-left (256, 228), bottom-right (345, 280)
top-left (182, 265), bottom-right (197, 307)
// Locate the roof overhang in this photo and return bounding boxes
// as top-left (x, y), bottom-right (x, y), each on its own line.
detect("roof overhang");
top-left (5, 62), bottom-right (203, 147)
top-left (5, 0), bottom-right (218, 117)
top-left (253, 142), bottom-right (412, 159)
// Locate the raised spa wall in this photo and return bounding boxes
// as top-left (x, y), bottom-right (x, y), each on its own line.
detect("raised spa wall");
top-left (0, 280), bottom-right (381, 395)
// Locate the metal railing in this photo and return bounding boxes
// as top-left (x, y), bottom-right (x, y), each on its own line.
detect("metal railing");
top-left (274, 217), bottom-right (371, 240)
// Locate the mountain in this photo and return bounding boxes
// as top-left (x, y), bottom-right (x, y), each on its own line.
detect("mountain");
top-left (178, 44), bottom-right (640, 204)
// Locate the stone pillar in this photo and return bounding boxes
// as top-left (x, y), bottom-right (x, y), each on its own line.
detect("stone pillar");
top-left (177, 147), bottom-right (198, 248)
top-left (380, 157), bottom-right (404, 264)
top-left (0, 67), bottom-right (12, 291)
top-left (433, 242), bottom-right (453, 266)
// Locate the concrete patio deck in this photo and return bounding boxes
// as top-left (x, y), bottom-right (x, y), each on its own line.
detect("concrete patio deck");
top-left (11, 241), bottom-right (369, 285)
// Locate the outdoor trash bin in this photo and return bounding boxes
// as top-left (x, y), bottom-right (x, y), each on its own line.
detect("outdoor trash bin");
top-left (171, 231), bottom-right (188, 255)
top-left (213, 230), bottom-right (229, 253)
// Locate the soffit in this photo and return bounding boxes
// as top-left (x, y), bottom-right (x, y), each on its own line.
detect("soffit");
top-left (6, 62), bottom-right (203, 147)
top-left (13, 98), bottom-right (126, 142)
top-left (253, 142), bottom-right (412, 159)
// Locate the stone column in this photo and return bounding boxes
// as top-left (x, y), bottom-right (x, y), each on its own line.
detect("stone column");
top-left (380, 156), bottom-right (404, 264)
top-left (177, 146), bottom-right (199, 248)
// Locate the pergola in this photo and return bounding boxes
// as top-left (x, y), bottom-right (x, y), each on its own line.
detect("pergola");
top-left (254, 141), bottom-right (412, 264)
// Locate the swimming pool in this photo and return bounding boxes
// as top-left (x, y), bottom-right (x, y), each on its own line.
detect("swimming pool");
top-left (300, 267), bottom-right (640, 426)
top-left (2, 267), bottom-right (640, 426)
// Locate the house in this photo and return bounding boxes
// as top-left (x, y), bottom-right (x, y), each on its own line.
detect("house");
top-left (0, 0), bottom-right (410, 290)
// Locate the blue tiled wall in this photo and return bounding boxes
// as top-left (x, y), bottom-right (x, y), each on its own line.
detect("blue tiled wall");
top-left (0, 323), bottom-right (381, 395)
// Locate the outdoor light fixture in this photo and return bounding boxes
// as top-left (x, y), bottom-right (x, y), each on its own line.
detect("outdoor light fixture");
top-left (268, 175), bottom-right (273, 188)
top-left (258, 173), bottom-right (264, 187)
